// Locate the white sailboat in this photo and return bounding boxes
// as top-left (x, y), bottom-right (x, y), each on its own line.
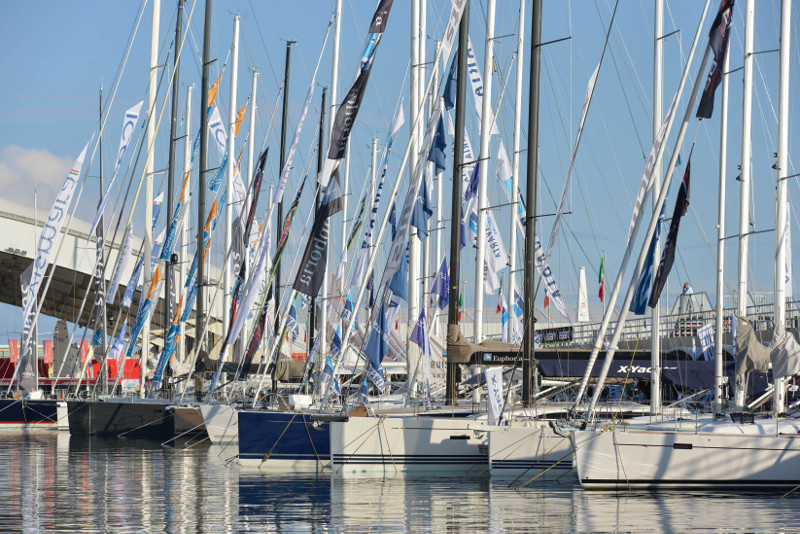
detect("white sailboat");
top-left (572, 0), bottom-right (800, 489)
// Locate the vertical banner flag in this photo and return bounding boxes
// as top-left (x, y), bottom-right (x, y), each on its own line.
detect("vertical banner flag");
top-left (786, 200), bottom-right (792, 297)
top-left (107, 226), bottom-right (133, 305)
top-left (649, 158), bottom-right (691, 308)
top-left (19, 263), bottom-right (38, 391)
top-left (466, 37), bottom-right (499, 136)
top-left (21, 138), bottom-right (91, 390)
top-left (410, 308), bottom-right (432, 403)
top-left (431, 256), bottom-right (449, 309)
top-left (363, 302), bottom-right (389, 392)
top-left (9, 339), bottom-right (19, 365)
top-left (293, 171), bottom-right (343, 297)
top-left (696, 0), bottom-right (735, 119)
top-left (88, 101), bottom-right (144, 239)
top-left (484, 366), bottom-right (505, 426)
top-left (319, 0), bottom-right (395, 187)
top-left (533, 236), bottom-right (570, 321)
top-left (698, 323), bottom-right (715, 361)
top-left (630, 205), bottom-right (665, 315)
top-left (43, 339), bottom-right (53, 366)
top-left (598, 257), bottom-right (605, 302)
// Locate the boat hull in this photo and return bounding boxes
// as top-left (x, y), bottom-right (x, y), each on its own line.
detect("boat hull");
top-left (573, 420), bottom-right (800, 489)
top-left (488, 423), bottom-right (574, 479)
top-left (238, 410), bottom-right (330, 470)
top-left (0, 398), bottom-right (58, 430)
top-left (66, 399), bottom-right (176, 439)
top-left (330, 416), bottom-right (488, 474)
top-left (199, 403), bottom-right (239, 445)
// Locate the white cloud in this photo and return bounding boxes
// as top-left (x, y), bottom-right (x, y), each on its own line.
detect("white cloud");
top-left (0, 145), bottom-right (75, 210)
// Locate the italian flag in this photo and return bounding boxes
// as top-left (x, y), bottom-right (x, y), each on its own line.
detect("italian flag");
top-left (458, 290), bottom-right (464, 322)
top-left (598, 257), bottom-right (605, 302)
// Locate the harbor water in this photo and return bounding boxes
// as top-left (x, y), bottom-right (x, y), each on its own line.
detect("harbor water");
top-left (3, 432), bottom-right (800, 532)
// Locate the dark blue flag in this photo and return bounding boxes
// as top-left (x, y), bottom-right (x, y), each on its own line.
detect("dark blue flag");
top-left (431, 256), bottom-right (449, 309)
top-left (443, 51), bottom-right (458, 110)
top-left (630, 204), bottom-right (665, 315)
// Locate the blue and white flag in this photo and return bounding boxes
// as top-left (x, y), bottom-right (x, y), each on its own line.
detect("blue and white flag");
top-left (410, 308), bottom-right (432, 403)
top-left (431, 256), bottom-right (449, 310)
top-left (88, 101), bottom-right (144, 239)
top-left (107, 225), bottom-right (133, 305)
top-left (443, 52), bottom-right (458, 111)
top-left (359, 376), bottom-right (369, 403)
top-left (364, 302), bottom-right (388, 392)
top-left (630, 204), bottom-right (666, 315)
top-left (698, 323), bottom-right (715, 361)
top-left (287, 296), bottom-right (299, 341)
top-left (484, 366), bottom-right (505, 426)
top-left (388, 246), bottom-right (408, 303)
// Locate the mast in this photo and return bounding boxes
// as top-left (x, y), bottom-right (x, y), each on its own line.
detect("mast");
top-left (445, 0), bottom-right (469, 406)
top-left (650, 0), bottom-right (664, 415)
top-left (309, 88), bottom-right (327, 357)
top-left (325, 0), bottom-right (341, 361)
top-left (165, 0), bottom-right (184, 386)
top-left (714, 41), bottom-right (730, 416)
top-left (196, 0), bottom-right (212, 390)
top-left (523, 0), bottom-right (543, 406)
top-left (97, 86), bottom-right (106, 395)
top-left (735, 0), bottom-right (755, 410)
top-left (408, 0), bottom-right (421, 393)
top-left (244, 69), bottom-right (258, 337)
top-left (276, 41), bottom-right (293, 335)
top-left (224, 14), bottom-right (240, 352)
top-left (774, 0), bottom-right (792, 414)
top-left (143, 0), bottom-right (160, 397)
top-left (473, 0), bottom-right (496, 345)
top-left (180, 84), bottom-right (192, 366)
top-left (508, 0), bottom-right (525, 344)
top-left (433, 39), bottom-right (443, 339)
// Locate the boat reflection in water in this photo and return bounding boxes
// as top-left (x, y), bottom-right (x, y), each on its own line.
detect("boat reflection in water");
top-left (3, 433), bottom-right (800, 531)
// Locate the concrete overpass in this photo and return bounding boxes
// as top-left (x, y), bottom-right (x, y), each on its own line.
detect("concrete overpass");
top-left (0, 200), bottom-right (226, 354)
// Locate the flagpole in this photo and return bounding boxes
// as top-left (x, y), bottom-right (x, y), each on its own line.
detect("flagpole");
top-left (650, 0), bottom-right (664, 415)
top-left (714, 41), bottom-right (730, 415)
top-left (473, 0), bottom-right (496, 346)
top-left (224, 14), bottom-right (240, 355)
top-left (508, 0), bottom-right (524, 346)
top-left (601, 250), bottom-right (606, 318)
top-left (328, 0), bottom-right (342, 362)
top-left (735, 0), bottom-right (755, 411)
top-left (142, 0), bottom-right (160, 398)
top-left (164, 0), bottom-right (184, 389)
top-left (196, 0), bottom-right (212, 400)
top-left (407, 0), bottom-right (421, 396)
top-left (309, 88), bottom-right (327, 360)
top-left (179, 84), bottom-right (192, 367)
top-left (276, 41), bottom-right (294, 336)
top-left (97, 86), bottom-right (106, 395)
top-left (446, 0), bottom-right (469, 406)
top-left (773, 0), bottom-right (792, 414)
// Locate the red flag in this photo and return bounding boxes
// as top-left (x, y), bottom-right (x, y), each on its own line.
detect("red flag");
top-left (496, 300), bottom-right (502, 313)
top-left (599, 281), bottom-right (605, 302)
top-left (43, 340), bottom-right (53, 366)
top-left (544, 294), bottom-right (550, 308)
top-left (9, 339), bottom-right (18, 364)
top-left (80, 340), bottom-right (89, 364)
top-left (395, 317), bottom-right (399, 330)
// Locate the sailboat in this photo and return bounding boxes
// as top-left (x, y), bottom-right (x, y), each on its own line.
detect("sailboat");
top-left (571, 0), bottom-right (800, 489)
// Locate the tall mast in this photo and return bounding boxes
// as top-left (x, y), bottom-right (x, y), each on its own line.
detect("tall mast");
top-left (523, 0), bottom-right (543, 406)
top-left (408, 0), bottom-right (421, 393)
top-left (276, 41), bottom-right (293, 335)
top-left (735, 0), bottom-right (755, 410)
top-left (433, 39), bottom-right (444, 339)
top-left (473, 0), bottom-right (496, 344)
top-left (196, 0), bottom-right (213, 389)
top-left (224, 14), bottom-right (240, 352)
top-left (508, 0), bottom-right (525, 344)
top-left (180, 84), bottom-right (192, 366)
top-left (650, 0), bottom-right (664, 415)
top-left (309, 88), bottom-right (327, 357)
top-left (97, 86), bottom-right (106, 395)
top-left (326, 0), bottom-right (342, 361)
top-left (714, 47), bottom-right (730, 415)
top-left (143, 0), bottom-right (160, 397)
top-left (774, 0), bottom-right (792, 414)
top-left (165, 0), bottom-right (184, 384)
top-left (244, 70), bottom-right (258, 321)
top-left (446, 0), bottom-right (469, 406)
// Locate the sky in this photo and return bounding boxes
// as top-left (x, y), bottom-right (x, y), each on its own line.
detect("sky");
top-left (0, 0), bottom-right (799, 342)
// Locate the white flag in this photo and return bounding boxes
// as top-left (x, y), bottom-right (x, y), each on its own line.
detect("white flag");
top-left (88, 101), bottom-right (143, 240)
top-left (484, 367), bottom-right (505, 426)
top-left (106, 225), bottom-right (133, 305)
top-left (22, 138), bottom-right (91, 362)
top-left (466, 37), bottom-right (499, 136)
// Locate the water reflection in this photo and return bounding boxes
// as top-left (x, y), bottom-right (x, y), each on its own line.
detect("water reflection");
top-left (1, 432), bottom-right (800, 532)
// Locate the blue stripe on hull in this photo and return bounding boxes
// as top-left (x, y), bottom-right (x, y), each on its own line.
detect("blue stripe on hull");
top-left (238, 411), bottom-right (330, 465)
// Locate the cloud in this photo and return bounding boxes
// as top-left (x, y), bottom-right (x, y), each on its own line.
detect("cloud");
top-left (0, 145), bottom-right (74, 209)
